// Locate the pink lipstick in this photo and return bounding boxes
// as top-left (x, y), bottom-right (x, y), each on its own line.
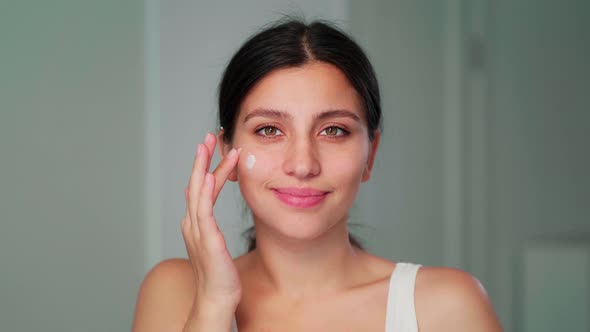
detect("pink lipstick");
top-left (272, 187), bottom-right (329, 209)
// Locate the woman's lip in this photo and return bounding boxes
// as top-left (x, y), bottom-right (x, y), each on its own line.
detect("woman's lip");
top-left (271, 188), bottom-right (329, 208)
top-left (272, 187), bottom-right (329, 196)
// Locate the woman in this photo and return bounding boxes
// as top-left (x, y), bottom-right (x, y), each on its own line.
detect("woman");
top-left (133, 19), bottom-right (503, 331)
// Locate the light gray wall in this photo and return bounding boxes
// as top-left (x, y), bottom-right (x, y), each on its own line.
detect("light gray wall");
top-left (0, 1), bottom-right (145, 331)
top-left (486, 1), bottom-right (590, 329)
top-left (349, 0), bottom-right (446, 266)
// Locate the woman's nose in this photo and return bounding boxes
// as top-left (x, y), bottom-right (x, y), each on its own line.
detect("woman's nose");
top-left (282, 138), bottom-right (321, 179)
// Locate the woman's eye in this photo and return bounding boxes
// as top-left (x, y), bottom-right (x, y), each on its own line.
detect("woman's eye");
top-left (257, 126), bottom-right (283, 137)
top-left (320, 126), bottom-right (347, 137)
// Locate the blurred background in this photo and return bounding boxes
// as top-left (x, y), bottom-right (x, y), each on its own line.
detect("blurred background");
top-left (1, 0), bottom-right (588, 331)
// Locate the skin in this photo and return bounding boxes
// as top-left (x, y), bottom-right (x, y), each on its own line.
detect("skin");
top-left (132, 61), bottom-right (504, 331)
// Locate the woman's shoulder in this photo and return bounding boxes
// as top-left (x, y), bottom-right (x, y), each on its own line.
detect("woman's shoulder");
top-left (135, 256), bottom-right (251, 301)
top-left (414, 265), bottom-right (503, 331)
top-left (132, 258), bottom-right (196, 331)
top-left (141, 258), bottom-right (194, 290)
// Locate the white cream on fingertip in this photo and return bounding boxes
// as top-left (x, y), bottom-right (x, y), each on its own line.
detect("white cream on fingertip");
top-left (246, 152), bottom-right (256, 170)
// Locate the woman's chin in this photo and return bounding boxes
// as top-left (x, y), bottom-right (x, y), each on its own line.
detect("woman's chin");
top-left (253, 211), bottom-right (344, 242)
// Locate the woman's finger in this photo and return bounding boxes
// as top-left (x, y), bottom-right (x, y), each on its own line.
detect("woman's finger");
top-left (197, 173), bottom-right (223, 248)
top-left (183, 187), bottom-right (190, 223)
top-left (181, 188), bottom-right (196, 250)
top-left (183, 187), bottom-right (192, 229)
top-left (211, 148), bottom-right (240, 203)
top-left (203, 133), bottom-right (216, 172)
top-left (188, 144), bottom-right (207, 234)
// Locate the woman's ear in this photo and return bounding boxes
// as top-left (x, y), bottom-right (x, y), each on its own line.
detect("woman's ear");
top-left (362, 130), bottom-right (380, 182)
top-left (217, 129), bottom-right (239, 182)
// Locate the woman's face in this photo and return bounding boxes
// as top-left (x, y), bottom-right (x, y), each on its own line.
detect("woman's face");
top-left (223, 61), bottom-right (379, 242)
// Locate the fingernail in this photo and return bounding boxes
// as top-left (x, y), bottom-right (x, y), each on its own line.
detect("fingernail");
top-left (228, 148), bottom-right (237, 158)
top-left (204, 132), bottom-right (213, 144)
top-left (196, 144), bottom-right (202, 156)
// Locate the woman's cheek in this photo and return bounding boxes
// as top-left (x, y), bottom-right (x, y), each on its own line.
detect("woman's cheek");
top-left (323, 145), bottom-right (366, 179)
top-left (330, 161), bottom-right (364, 188)
top-left (236, 149), bottom-right (276, 182)
top-left (236, 150), bottom-right (278, 211)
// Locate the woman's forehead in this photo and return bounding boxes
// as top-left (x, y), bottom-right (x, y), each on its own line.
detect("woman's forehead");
top-left (239, 62), bottom-right (364, 121)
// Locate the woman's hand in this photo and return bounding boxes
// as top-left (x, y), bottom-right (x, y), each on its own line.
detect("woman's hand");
top-left (181, 132), bottom-right (242, 313)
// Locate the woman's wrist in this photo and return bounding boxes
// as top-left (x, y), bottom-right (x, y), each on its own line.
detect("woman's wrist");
top-left (182, 298), bottom-right (236, 332)
top-left (196, 302), bottom-right (235, 320)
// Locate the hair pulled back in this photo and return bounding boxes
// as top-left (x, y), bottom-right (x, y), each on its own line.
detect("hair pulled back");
top-left (217, 18), bottom-right (381, 253)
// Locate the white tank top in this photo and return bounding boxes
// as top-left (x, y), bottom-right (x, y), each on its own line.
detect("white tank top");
top-left (230, 262), bottom-right (422, 332)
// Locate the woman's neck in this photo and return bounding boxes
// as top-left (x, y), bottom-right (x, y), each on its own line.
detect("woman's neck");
top-left (248, 215), bottom-right (366, 301)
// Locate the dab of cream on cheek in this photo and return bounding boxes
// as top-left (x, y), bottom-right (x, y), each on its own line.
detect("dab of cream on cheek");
top-left (246, 152), bottom-right (256, 170)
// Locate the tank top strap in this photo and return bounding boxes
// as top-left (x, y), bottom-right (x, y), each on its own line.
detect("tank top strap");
top-left (384, 262), bottom-right (422, 332)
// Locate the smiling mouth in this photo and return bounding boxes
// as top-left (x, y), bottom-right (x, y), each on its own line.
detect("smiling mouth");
top-left (271, 187), bottom-right (330, 209)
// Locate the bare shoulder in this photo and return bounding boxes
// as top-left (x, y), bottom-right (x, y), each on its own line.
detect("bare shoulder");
top-left (414, 266), bottom-right (504, 332)
top-left (132, 258), bottom-right (195, 332)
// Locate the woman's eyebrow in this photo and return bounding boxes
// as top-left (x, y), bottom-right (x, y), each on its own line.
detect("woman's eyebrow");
top-left (243, 108), bottom-right (291, 123)
top-left (243, 108), bottom-right (361, 123)
top-left (315, 109), bottom-right (360, 122)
